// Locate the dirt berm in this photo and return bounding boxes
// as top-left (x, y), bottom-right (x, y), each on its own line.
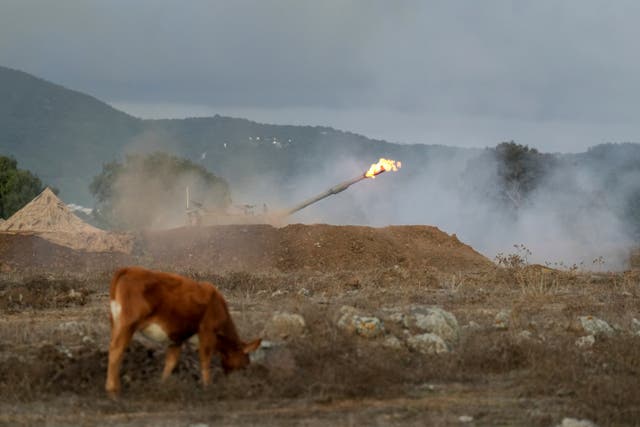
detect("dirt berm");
top-left (0, 224), bottom-right (492, 274)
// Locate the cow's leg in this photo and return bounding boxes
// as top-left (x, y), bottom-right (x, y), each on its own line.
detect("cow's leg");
top-left (198, 335), bottom-right (217, 387)
top-left (161, 344), bottom-right (182, 381)
top-left (105, 324), bottom-right (135, 398)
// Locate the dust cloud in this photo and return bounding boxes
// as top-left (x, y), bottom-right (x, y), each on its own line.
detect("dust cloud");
top-left (111, 129), bottom-right (636, 270)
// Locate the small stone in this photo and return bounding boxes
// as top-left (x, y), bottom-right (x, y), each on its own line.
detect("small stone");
top-left (56, 345), bottom-right (73, 359)
top-left (55, 321), bottom-right (85, 335)
top-left (387, 312), bottom-right (407, 327)
top-left (336, 306), bottom-right (360, 334)
top-left (297, 287), bottom-right (311, 297)
top-left (579, 316), bottom-right (614, 337)
top-left (462, 321), bottom-right (481, 332)
top-left (381, 335), bottom-right (403, 350)
top-left (68, 289), bottom-right (83, 299)
top-left (459, 415), bottom-right (474, 423)
top-left (353, 316), bottom-right (385, 338)
top-left (494, 310), bottom-right (511, 330)
top-left (557, 417), bottom-right (598, 427)
top-left (406, 306), bottom-right (460, 344)
top-left (263, 312), bottom-right (306, 340)
top-left (407, 333), bottom-right (449, 355)
top-left (516, 330), bottom-right (533, 342)
top-left (250, 340), bottom-right (278, 364)
top-left (575, 335), bottom-right (595, 349)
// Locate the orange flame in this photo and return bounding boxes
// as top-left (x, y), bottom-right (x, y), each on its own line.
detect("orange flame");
top-left (365, 158), bottom-right (402, 178)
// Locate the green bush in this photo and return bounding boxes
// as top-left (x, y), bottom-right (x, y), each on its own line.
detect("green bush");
top-left (0, 155), bottom-right (47, 219)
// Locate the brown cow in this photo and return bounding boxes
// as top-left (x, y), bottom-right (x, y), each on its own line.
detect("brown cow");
top-left (105, 266), bottom-right (261, 397)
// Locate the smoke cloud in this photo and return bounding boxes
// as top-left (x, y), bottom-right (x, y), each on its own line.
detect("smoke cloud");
top-left (251, 143), bottom-right (636, 271)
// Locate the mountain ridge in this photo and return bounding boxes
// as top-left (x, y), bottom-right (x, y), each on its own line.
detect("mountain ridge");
top-left (0, 65), bottom-right (468, 205)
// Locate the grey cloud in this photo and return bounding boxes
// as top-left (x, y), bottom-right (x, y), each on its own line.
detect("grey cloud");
top-left (1, 0), bottom-right (640, 149)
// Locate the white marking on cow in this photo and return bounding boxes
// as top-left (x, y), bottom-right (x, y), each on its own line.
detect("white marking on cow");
top-left (188, 334), bottom-right (200, 348)
top-left (110, 300), bottom-right (121, 324)
top-left (141, 323), bottom-right (170, 343)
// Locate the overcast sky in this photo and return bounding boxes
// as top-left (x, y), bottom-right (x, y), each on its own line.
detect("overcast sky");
top-left (1, 0), bottom-right (639, 152)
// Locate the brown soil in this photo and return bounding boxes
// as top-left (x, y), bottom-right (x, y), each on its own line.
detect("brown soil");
top-left (0, 224), bottom-right (492, 275)
top-left (1, 224), bottom-right (639, 426)
top-left (142, 224), bottom-right (492, 274)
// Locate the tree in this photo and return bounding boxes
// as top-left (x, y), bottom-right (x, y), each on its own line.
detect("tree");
top-left (0, 155), bottom-right (47, 219)
top-left (90, 152), bottom-right (231, 230)
top-left (462, 141), bottom-right (556, 211)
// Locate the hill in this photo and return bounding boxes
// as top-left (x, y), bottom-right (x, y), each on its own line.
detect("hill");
top-left (0, 65), bottom-right (467, 206)
top-left (0, 66), bottom-right (142, 203)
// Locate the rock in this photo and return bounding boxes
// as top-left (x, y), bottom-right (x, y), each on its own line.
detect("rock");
top-left (353, 316), bottom-right (385, 338)
top-left (579, 316), bottom-right (614, 337)
top-left (387, 311), bottom-right (407, 327)
top-left (337, 307), bottom-right (385, 339)
top-left (459, 415), bottom-right (474, 423)
top-left (516, 330), bottom-right (533, 342)
top-left (407, 333), bottom-right (449, 355)
top-left (381, 335), bottom-right (404, 350)
top-left (56, 344), bottom-right (73, 359)
top-left (263, 312), bottom-right (306, 340)
top-left (251, 341), bottom-right (297, 378)
top-left (55, 321), bottom-right (85, 335)
top-left (494, 309), bottom-right (511, 330)
top-left (250, 340), bottom-right (278, 364)
top-left (406, 306), bottom-right (459, 345)
top-left (68, 289), bottom-right (83, 300)
top-left (336, 306), bottom-right (360, 334)
top-left (297, 287), bottom-right (311, 297)
top-left (575, 335), bottom-right (595, 348)
top-left (464, 320), bottom-right (481, 331)
top-left (557, 417), bottom-right (598, 427)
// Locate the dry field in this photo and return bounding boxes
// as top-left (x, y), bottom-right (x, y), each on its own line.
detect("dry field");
top-left (0, 224), bottom-right (639, 426)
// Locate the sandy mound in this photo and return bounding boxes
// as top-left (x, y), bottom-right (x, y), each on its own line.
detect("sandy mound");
top-left (0, 188), bottom-right (133, 253)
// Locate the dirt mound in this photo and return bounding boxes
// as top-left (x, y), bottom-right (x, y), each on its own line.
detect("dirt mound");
top-left (142, 224), bottom-right (492, 274)
top-left (0, 188), bottom-right (133, 253)
top-left (0, 224), bottom-right (492, 275)
top-left (0, 234), bottom-right (131, 273)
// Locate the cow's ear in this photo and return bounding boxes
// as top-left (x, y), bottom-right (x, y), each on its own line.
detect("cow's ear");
top-left (243, 338), bottom-right (262, 354)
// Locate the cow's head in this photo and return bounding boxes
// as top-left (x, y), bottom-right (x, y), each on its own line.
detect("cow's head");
top-left (219, 338), bottom-right (262, 373)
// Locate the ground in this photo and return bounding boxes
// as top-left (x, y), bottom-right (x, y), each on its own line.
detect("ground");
top-left (0, 224), bottom-right (639, 426)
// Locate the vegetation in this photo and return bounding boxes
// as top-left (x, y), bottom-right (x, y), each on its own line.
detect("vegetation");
top-left (464, 141), bottom-right (556, 211)
top-left (0, 155), bottom-right (48, 219)
top-left (90, 152), bottom-right (231, 230)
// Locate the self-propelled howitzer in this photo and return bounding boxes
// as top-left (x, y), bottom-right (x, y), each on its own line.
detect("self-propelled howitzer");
top-left (282, 174), bottom-right (369, 217)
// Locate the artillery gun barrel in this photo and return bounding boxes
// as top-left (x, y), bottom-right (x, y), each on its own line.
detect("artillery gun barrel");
top-left (283, 174), bottom-right (371, 217)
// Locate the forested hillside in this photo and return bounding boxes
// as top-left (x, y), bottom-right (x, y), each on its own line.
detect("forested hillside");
top-left (0, 65), bottom-right (462, 205)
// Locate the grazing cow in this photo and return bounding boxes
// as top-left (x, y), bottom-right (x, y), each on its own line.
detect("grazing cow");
top-left (105, 266), bottom-right (261, 397)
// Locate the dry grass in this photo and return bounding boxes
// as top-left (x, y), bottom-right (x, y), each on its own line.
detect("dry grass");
top-left (1, 267), bottom-right (640, 425)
